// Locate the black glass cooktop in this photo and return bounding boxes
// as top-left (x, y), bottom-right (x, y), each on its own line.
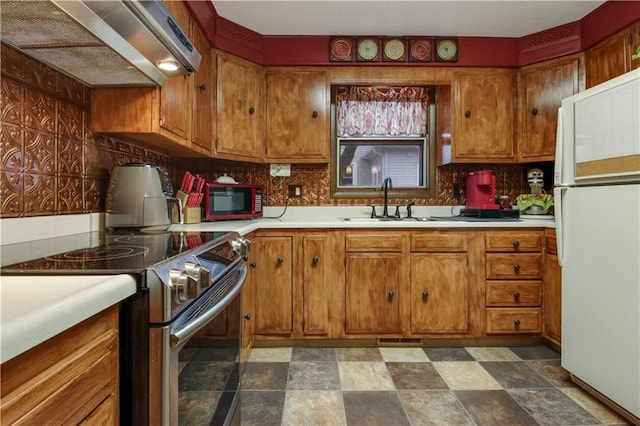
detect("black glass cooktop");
top-left (1, 230), bottom-right (231, 275)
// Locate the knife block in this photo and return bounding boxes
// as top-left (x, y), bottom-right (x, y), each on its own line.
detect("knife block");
top-left (183, 207), bottom-right (201, 224)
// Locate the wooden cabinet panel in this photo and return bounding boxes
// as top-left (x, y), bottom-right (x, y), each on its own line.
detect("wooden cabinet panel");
top-left (241, 249), bottom-right (256, 364)
top-left (345, 253), bottom-right (402, 334)
top-left (410, 253), bottom-right (469, 333)
top-left (302, 234), bottom-right (331, 335)
top-left (81, 395), bottom-right (115, 425)
top-left (191, 22), bottom-right (214, 152)
top-left (411, 233), bottom-right (467, 252)
top-left (266, 70), bottom-right (329, 162)
top-left (517, 55), bottom-right (582, 162)
top-left (1, 307), bottom-right (119, 425)
top-left (585, 20), bottom-right (640, 88)
top-left (345, 234), bottom-right (403, 252)
top-left (486, 253), bottom-right (542, 279)
top-left (253, 236), bottom-right (293, 334)
top-left (216, 53), bottom-right (264, 161)
top-left (485, 231), bottom-right (543, 252)
top-left (544, 229), bottom-right (562, 345)
top-left (451, 69), bottom-right (515, 162)
top-left (486, 308), bottom-right (542, 334)
top-left (485, 280), bottom-right (542, 306)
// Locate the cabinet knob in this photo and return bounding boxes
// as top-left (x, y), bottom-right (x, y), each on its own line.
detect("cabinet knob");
top-left (513, 240), bottom-right (520, 248)
top-left (513, 291), bottom-right (521, 299)
top-left (249, 106), bottom-right (255, 114)
top-left (422, 291), bottom-right (429, 300)
top-left (464, 110), bottom-right (471, 118)
top-left (513, 264), bottom-right (521, 272)
top-left (388, 290), bottom-right (395, 299)
top-left (531, 107), bottom-right (538, 116)
top-left (250, 262), bottom-right (256, 268)
top-left (198, 84), bottom-right (207, 92)
top-left (277, 257), bottom-right (284, 264)
top-left (312, 111), bottom-right (318, 118)
top-left (514, 319), bottom-right (521, 326)
top-left (312, 255), bottom-right (319, 265)
top-left (244, 313), bottom-right (251, 320)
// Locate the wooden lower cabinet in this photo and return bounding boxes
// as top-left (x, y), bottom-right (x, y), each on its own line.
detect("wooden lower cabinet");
top-left (1, 306), bottom-right (120, 425)
top-left (544, 229), bottom-right (562, 346)
top-left (301, 234), bottom-right (332, 335)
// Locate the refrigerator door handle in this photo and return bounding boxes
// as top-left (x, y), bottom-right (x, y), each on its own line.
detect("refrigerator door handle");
top-left (554, 108), bottom-right (563, 186)
top-left (553, 187), bottom-right (566, 267)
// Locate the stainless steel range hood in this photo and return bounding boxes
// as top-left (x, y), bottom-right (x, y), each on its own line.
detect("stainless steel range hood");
top-left (0, 0), bottom-right (202, 87)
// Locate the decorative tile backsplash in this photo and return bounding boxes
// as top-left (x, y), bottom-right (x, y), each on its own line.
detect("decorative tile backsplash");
top-left (2, 43), bottom-right (539, 218)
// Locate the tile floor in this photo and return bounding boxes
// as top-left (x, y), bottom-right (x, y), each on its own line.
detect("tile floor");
top-left (240, 346), bottom-right (630, 426)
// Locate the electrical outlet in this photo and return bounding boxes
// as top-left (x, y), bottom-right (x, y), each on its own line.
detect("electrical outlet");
top-left (269, 163), bottom-right (291, 177)
top-left (288, 185), bottom-right (302, 197)
top-left (453, 183), bottom-right (461, 198)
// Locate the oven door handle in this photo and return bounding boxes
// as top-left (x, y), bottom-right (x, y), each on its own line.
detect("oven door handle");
top-left (170, 266), bottom-right (246, 348)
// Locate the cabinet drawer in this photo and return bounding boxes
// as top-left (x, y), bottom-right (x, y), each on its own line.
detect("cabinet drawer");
top-left (485, 232), bottom-right (543, 252)
top-left (485, 281), bottom-right (542, 306)
top-left (346, 234), bottom-right (403, 252)
top-left (486, 308), bottom-right (542, 334)
top-left (411, 233), bottom-right (467, 252)
top-left (486, 254), bottom-right (542, 279)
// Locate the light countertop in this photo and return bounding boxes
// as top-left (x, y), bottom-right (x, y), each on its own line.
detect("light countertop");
top-left (0, 274), bottom-right (136, 363)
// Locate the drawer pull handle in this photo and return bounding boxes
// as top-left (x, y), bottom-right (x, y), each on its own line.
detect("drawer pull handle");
top-left (531, 107), bottom-right (538, 116)
top-left (422, 291), bottom-right (429, 300)
top-left (312, 111), bottom-right (319, 118)
top-left (244, 313), bottom-right (251, 320)
top-left (249, 106), bottom-right (255, 114)
top-left (388, 290), bottom-right (395, 299)
top-left (250, 262), bottom-right (257, 268)
top-left (198, 84), bottom-right (207, 92)
top-left (514, 319), bottom-right (521, 326)
top-left (312, 255), bottom-right (319, 265)
top-left (277, 257), bottom-right (284, 264)
top-left (513, 291), bottom-right (520, 299)
top-left (464, 110), bottom-right (471, 118)
top-left (513, 264), bottom-right (521, 272)
top-left (513, 240), bottom-right (520, 248)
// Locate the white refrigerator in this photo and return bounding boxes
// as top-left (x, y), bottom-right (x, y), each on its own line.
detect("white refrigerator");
top-left (554, 68), bottom-right (640, 423)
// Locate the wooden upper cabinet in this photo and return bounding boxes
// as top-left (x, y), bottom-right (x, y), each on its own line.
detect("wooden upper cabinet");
top-left (586, 20), bottom-right (640, 88)
top-left (190, 21), bottom-right (214, 154)
top-left (517, 54), bottom-right (583, 162)
top-left (451, 69), bottom-right (515, 163)
top-left (265, 70), bottom-right (329, 163)
top-left (216, 52), bottom-right (264, 161)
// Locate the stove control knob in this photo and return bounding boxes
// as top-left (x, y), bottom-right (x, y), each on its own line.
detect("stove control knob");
top-left (170, 269), bottom-right (199, 304)
top-left (185, 262), bottom-right (212, 290)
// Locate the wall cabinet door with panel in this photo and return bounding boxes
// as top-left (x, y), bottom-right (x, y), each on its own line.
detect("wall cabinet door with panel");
top-left (216, 52), bottom-right (264, 161)
top-left (450, 69), bottom-right (515, 163)
top-left (585, 20), bottom-right (640, 88)
top-left (265, 70), bottom-right (329, 163)
top-left (190, 20), bottom-right (214, 153)
top-left (517, 54), bottom-right (583, 162)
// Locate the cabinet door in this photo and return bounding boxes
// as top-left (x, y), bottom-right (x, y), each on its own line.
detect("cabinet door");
top-left (345, 253), bottom-right (402, 334)
top-left (216, 54), bottom-right (264, 160)
top-left (518, 55), bottom-right (581, 162)
top-left (411, 253), bottom-right (469, 334)
top-left (253, 237), bottom-right (293, 334)
top-left (302, 234), bottom-right (331, 335)
top-left (630, 21), bottom-right (640, 71)
top-left (241, 249), bottom-right (256, 364)
top-left (266, 70), bottom-right (328, 162)
top-left (160, 0), bottom-right (192, 140)
top-left (191, 22), bottom-right (213, 153)
top-left (544, 252), bottom-right (562, 345)
top-left (452, 69), bottom-right (515, 162)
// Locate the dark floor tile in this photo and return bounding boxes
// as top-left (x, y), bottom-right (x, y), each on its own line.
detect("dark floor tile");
top-left (336, 347), bottom-right (383, 361)
top-left (399, 390), bottom-right (474, 425)
top-left (240, 390), bottom-right (285, 426)
top-left (455, 389), bottom-right (538, 425)
top-left (423, 347), bottom-right (474, 361)
top-left (386, 362), bottom-right (448, 389)
top-left (481, 361), bottom-right (553, 388)
top-left (241, 362), bottom-right (289, 390)
top-left (287, 361), bottom-right (340, 390)
top-left (509, 345), bottom-right (560, 360)
top-left (291, 347), bottom-right (337, 362)
top-left (343, 391), bottom-right (410, 426)
top-left (178, 390), bottom-right (220, 425)
top-left (527, 359), bottom-right (576, 387)
top-left (179, 361), bottom-right (235, 391)
top-left (509, 388), bottom-right (601, 425)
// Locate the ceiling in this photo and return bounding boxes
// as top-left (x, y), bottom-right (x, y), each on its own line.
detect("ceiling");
top-left (211, 1), bottom-right (606, 38)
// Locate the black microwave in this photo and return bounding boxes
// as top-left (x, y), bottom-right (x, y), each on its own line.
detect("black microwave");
top-left (204, 183), bottom-right (263, 220)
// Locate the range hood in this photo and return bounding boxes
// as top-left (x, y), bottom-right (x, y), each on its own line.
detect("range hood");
top-left (0, 0), bottom-right (202, 87)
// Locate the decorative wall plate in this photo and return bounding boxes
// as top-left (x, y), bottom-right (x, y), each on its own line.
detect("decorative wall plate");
top-left (356, 39), bottom-right (380, 61)
top-left (329, 37), bottom-right (353, 61)
top-left (409, 39), bottom-right (433, 62)
top-left (435, 39), bottom-right (458, 62)
top-left (383, 39), bottom-right (406, 61)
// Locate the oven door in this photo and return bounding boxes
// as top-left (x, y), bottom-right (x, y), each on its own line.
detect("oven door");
top-left (149, 265), bottom-right (246, 425)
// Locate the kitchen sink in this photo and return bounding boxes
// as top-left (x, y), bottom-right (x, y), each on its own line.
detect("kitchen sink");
top-left (338, 216), bottom-right (432, 222)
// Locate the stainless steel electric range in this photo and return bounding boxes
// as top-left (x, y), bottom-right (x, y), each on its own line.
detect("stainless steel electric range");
top-left (1, 229), bottom-right (250, 425)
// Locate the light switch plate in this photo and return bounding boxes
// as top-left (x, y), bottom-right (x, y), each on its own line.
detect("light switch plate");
top-left (270, 164), bottom-right (291, 177)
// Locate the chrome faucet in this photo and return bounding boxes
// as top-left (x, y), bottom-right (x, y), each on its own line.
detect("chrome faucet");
top-left (381, 177), bottom-right (393, 217)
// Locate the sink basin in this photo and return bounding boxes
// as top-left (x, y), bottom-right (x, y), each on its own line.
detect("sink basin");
top-left (338, 216), bottom-right (431, 222)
